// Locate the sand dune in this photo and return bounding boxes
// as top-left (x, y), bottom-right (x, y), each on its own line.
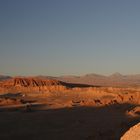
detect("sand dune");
top-left (121, 122), bottom-right (140, 140)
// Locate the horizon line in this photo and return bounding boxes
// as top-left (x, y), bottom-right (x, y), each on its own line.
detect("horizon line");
top-left (1, 72), bottom-right (140, 77)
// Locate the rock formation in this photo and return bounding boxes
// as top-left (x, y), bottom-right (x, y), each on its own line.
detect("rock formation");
top-left (121, 122), bottom-right (140, 140)
top-left (0, 77), bottom-right (67, 93)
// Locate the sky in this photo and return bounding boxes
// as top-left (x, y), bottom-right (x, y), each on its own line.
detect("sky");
top-left (0, 0), bottom-right (140, 76)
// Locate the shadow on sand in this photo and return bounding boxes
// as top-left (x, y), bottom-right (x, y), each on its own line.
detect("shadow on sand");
top-left (61, 81), bottom-right (100, 88)
top-left (0, 103), bottom-right (140, 140)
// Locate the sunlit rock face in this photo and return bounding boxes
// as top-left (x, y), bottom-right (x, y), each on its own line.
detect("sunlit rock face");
top-left (0, 77), bottom-right (67, 93)
top-left (121, 122), bottom-right (140, 140)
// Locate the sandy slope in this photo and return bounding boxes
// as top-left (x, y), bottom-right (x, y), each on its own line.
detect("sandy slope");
top-left (121, 122), bottom-right (140, 140)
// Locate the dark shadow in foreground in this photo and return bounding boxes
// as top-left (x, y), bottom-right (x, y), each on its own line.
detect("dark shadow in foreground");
top-left (0, 103), bottom-right (140, 140)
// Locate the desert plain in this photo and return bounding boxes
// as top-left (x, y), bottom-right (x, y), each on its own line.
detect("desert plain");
top-left (0, 76), bottom-right (140, 140)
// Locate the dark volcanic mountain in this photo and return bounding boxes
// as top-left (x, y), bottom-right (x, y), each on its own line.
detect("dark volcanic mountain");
top-left (0, 75), bottom-right (11, 81)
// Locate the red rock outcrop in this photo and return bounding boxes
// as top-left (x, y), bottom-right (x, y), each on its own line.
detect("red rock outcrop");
top-left (0, 77), bottom-right (67, 93)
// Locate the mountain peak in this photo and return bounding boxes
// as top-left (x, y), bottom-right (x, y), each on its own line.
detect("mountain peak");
top-left (84, 73), bottom-right (105, 77)
top-left (109, 72), bottom-right (123, 77)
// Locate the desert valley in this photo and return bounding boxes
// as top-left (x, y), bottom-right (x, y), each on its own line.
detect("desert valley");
top-left (0, 74), bottom-right (140, 140)
top-left (2, 0), bottom-right (140, 139)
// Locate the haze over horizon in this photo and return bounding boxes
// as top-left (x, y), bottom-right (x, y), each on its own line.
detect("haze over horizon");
top-left (2, 72), bottom-right (140, 77)
top-left (1, 0), bottom-right (140, 76)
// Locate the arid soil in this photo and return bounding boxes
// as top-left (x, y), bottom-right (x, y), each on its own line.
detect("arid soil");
top-left (0, 77), bottom-right (140, 140)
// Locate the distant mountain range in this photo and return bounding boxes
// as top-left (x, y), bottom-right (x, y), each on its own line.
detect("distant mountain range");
top-left (55, 73), bottom-right (140, 87)
top-left (1, 73), bottom-right (140, 87)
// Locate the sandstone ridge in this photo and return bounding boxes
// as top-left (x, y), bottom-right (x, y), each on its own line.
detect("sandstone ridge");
top-left (0, 77), bottom-right (62, 87)
top-left (0, 77), bottom-right (66, 93)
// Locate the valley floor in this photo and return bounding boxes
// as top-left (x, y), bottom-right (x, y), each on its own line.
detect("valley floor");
top-left (0, 89), bottom-right (140, 140)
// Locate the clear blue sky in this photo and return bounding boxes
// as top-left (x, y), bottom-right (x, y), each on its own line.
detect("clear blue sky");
top-left (0, 0), bottom-right (140, 76)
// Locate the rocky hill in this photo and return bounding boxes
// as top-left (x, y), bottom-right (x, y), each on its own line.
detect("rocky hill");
top-left (0, 77), bottom-right (67, 93)
top-left (2, 73), bottom-right (140, 87)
